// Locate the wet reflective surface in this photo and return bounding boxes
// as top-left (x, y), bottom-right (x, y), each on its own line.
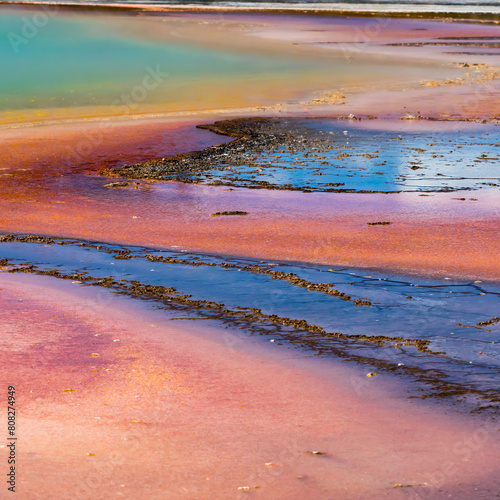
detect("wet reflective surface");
top-left (2, 236), bottom-right (499, 410)
top-left (178, 119), bottom-right (500, 192)
top-left (1, 7), bottom-right (444, 125)
top-left (2, 6), bottom-right (500, 497)
top-left (4, 271), bottom-right (500, 500)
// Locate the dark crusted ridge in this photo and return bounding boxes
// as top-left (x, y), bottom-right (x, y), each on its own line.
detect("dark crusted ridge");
top-left (98, 116), bottom-right (377, 193)
top-left (0, 234), bottom-right (373, 306)
top-left (3, 259), bottom-right (500, 414)
top-left (99, 117), bottom-right (357, 193)
top-left (98, 118), bottom-right (315, 190)
top-left (143, 254), bottom-right (372, 306)
top-left (4, 261), bottom-right (429, 352)
top-left (0, 234), bottom-right (58, 245)
top-left (456, 317), bottom-right (500, 329)
top-left (98, 117), bottom-right (500, 194)
top-left (477, 317), bottom-right (500, 327)
top-left (209, 211), bottom-right (248, 217)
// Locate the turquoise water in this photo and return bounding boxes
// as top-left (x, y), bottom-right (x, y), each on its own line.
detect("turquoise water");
top-left (0, 8), bottom-right (447, 117)
top-left (0, 9), bottom-right (333, 112)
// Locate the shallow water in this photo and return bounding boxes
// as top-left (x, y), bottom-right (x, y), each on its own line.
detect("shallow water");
top-left (0, 8), bottom-right (415, 123)
top-left (178, 119), bottom-right (500, 192)
top-left (4, 271), bottom-right (500, 500)
top-left (2, 236), bottom-right (499, 410)
top-left (0, 9), bottom-right (314, 112)
top-left (0, 7), bottom-right (465, 126)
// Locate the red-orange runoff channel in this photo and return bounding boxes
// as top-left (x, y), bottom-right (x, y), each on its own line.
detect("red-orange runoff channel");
top-left (1, 118), bottom-right (500, 281)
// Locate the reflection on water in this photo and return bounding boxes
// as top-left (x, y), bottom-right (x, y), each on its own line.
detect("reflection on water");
top-left (1, 236), bottom-right (500, 410)
top-left (189, 119), bottom-right (500, 192)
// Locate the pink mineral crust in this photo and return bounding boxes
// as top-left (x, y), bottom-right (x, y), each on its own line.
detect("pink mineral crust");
top-left (2, 9), bottom-right (500, 499)
top-left (1, 11), bottom-right (499, 281)
top-left (0, 118), bottom-right (499, 280)
top-left (0, 272), bottom-right (499, 499)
